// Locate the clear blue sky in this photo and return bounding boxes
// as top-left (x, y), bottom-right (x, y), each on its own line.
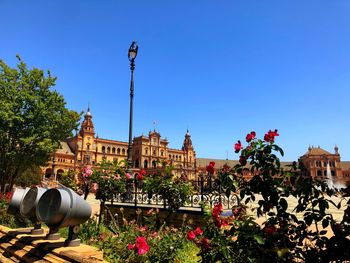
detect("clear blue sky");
top-left (1, 1), bottom-right (349, 161)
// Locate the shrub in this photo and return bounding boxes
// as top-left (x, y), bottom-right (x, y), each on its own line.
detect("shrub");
top-left (189, 130), bottom-right (350, 263)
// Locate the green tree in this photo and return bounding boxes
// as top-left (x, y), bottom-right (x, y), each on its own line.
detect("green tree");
top-left (0, 56), bottom-right (80, 190)
top-left (14, 165), bottom-right (42, 187)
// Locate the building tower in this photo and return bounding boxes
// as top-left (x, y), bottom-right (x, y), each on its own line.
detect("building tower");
top-left (79, 106), bottom-right (96, 165)
top-left (182, 129), bottom-right (196, 179)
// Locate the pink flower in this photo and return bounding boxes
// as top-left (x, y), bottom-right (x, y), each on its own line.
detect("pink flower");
top-left (135, 237), bottom-right (150, 255)
top-left (194, 227), bottom-right (203, 236)
top-left (234, 140), bottom-right (243, 153)
top-left (126, 173), bottom-right (131, 179)
top-left (147, 208), bottom-right (154, 215)
top-left (187, 231), bottom-right (196, 241)
top-left (91, 183), bottom-right (98, 193)
top-left (246, 131), bottom-right (256, 142)
top-left (83, 166), bottom-right (93, 178)
top-left (139, 226), bottom-right (147, 232)
top-left (152, 231), bottom-right (159, 237)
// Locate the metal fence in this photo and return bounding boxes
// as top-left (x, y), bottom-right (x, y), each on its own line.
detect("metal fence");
top-left (108, 176), bottom-right (239, 211)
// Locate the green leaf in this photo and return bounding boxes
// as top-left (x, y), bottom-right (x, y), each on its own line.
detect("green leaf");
top-left (280, 198), bottom-right (288, 211)
top-left (253, 235), bottom-right (265, 245)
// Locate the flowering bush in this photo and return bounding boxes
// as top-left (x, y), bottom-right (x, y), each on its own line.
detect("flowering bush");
top-left (91, 160), bottom-right (128, 202)
top-left (143, 172), bottom-right (193, 212)
top-left (189, 130), bottom-right (350, 262)
top-left (79, 210), bottom-right (200, 262)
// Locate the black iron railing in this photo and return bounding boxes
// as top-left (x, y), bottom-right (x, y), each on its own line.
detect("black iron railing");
top-left (108, 177), bottom-right (239, 211)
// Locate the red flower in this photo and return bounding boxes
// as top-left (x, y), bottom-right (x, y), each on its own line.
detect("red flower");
top-left (127, 244), bottom-right (135, 250)
top-left (234, 140), bottom-right (243, 153)
top-left (206, 161), bottom-right (215, 174)
top-left (212, 203), bottom-right (223, 218)
top-left (139, 169), bottom-right (146, 176)
top-left (263, 225), bottom-right (277, 235)
top-left (194, 227), bottom-right (203, 236)
top-left (187, 231), bottom-right (196, 241)
top-left (264, 129), bottom-right (279, 143)
top-left (5, 192), bottom-right (13, 202)
top-left (239, 156), bottom-right (247, 166)
top-left (135, 236), bottom-right (150, 255)
top-left (246, 131), bottom-right (256, 142)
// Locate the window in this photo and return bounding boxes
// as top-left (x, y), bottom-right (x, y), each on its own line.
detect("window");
top-left (112, 147), bottom-right (116, 154)
top-left (317, 170), bottom-right (322, 176)
top-left (117, 148), bottom-right (121, 154)
top-left (152, 160), bottom-right (157, 168)
top-left (107, 147), bottom-right (111, 154)
top-left (331, 170), bottom-right (336, 176)
top-left (324, 170), bottom-right (327, 176)
top-left (102, 146), bottom-right (106, 153)
top-left (145, 148), bottom-right (148, 155)
top-left (86, 144), bottom-right (90, 150)
top-left (161, 151), bottom-right (164, 156)
top-left (153, 150), bottom-right (156, 155)
top-left (144, 160), bottom-right (148, 168)
top-left (323, 161), bottom-right (327, 167)
top-left (122, 149), bottom-right (126, 155)
top-left (135, 159), bottom-right (139, 168)
top-left (179, 156), bottom-right (182, 161)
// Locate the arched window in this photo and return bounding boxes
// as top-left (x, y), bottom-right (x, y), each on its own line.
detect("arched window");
top-left (112, 147), bottom-right (116, 154)
top-left (152, 160), bottom-right (157, 168)
top-left (107, 147), bottom-right (111, 154)
top-left (179, 156), bottom-right (181, 161)
top-left (102, 146), bottom-right (106, 153)
top-left (175, 155), bottom-right (178, 160)
top-left (86, 144), bottom-right (90, 150)
top-left (135, 159), bottom-right (139, 168)
top-left (122, 149), bottom-right (126, 155)
top-left (331, 170), bottom-right (336, 176)
top-left (117, 148), bottom-right (121, 154)
top-left (161, 151), bottom-right (164, 156)
top-left (145, 148), bottom-right (148, 155)
top-left (317, 170), bottom-right (322, 176)
top-left (144, 160), bottom-right (148, 168)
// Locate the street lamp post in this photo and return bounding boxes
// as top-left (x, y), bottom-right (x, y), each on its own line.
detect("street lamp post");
top-left (127, 41), bottom-right (138, 173)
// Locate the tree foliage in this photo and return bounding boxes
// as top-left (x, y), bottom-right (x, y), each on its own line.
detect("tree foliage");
top-left (0, 56), bottom-right (80, 190)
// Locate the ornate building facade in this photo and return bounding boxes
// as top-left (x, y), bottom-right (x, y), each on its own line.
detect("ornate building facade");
top-left (298, 146), bottom-right (342, 177)
top-left (43, 108), bottom-right (197, 179)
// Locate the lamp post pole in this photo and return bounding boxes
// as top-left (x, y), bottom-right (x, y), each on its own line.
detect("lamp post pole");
top-left (127, 41), bottom-right (138, 173)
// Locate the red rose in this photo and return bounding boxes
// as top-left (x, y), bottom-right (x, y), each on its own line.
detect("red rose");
top-left (239, 156), bottom-right (247, 166)
top-left (212, 203), bottom-right (223, 218)
top-left (194, 227), bottom-right (203, 236)
top-left (137, 169), bottom-right (146, 181)
top-left (127, 244), bottom-right (135, 250)
top-left (187, 231), bottom-right (196, 241)
top-left (234, 140), bottom-right (243, 153)
top-left (264, 129), bottom-right (279, 143)
top-left (263, 225), bottom-right (277, 235)
top-left (206, 161), bottom-right (215, 174)
top-left (246, 131), bottom-right (256, 142)
top-left (135, 236), bottom-right (150, 255)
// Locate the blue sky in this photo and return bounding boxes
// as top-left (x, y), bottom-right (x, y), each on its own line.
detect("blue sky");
top-left (1, 1), bottom-right (349, 161)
